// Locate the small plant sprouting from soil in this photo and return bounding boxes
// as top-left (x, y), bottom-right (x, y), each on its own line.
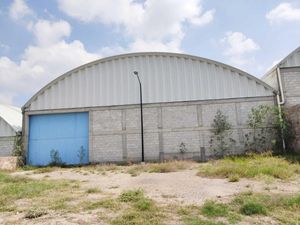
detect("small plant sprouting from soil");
top-left (49, 149), bottom-right (64, 166)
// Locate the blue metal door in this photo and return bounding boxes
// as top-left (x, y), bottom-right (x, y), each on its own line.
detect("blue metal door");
top-left (28, 112), bottom-right (89, 166)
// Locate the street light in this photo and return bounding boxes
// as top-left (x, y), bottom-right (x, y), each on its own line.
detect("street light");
top-left (133, 71), bottom-right (144, 162)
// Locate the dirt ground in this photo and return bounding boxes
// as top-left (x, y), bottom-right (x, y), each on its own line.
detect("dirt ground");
top-left (2, 166), bottom-right (300, 225)
top-left (14, 167), bottom-right (300, 205)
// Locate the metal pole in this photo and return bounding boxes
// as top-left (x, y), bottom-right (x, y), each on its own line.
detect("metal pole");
top-left (133, 71), bottom-right (145, 162)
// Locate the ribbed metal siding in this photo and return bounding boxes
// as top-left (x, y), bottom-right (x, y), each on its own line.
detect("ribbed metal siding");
top-left (26, 53), bottom-right (274, 111)
top-left (280, 48), bottom-right (300, 67)
top-left (0, 118), bottom-right (15, 137)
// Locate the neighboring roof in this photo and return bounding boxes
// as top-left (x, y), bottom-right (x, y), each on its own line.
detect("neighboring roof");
top-left (0, 104), bottom-right (22, 132)
top-left (23, 52), bottom-right (275, 111)
top-left (263, 46), bottom-right (300, 79)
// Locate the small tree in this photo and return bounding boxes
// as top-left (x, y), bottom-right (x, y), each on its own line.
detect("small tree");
top-left (244, 105), bottom-right (276, 152)
top-left (209, 110), bottom-right (236, 157)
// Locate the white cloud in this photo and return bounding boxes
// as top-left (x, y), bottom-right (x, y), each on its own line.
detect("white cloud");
top-left (266, 2), bottom-right (300, 24)
top-left (0, 41), bottom-right (98, 105)
top-left (220, 32), bottom-right (260, 66)
top-left (0, 17), bottom-right (99, 105)
top-left (0, 41), bottom-right (98, 104)
top-left (58, 0), bottom-right (215, 52)
top-left (30, 20), bottom-right (71, 47)
top-left (9, 0), bottom-right (33, 20)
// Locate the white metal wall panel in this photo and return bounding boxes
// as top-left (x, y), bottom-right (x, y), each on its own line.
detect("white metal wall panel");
top-left (24, 52), bottom-right (275, 111)
top-left (281, 47), bottom-right (300, 67)
top-left (0, 118), bottom-right (15, 137)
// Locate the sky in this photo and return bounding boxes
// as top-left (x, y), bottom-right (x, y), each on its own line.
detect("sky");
top-left (0, 0), bottom-right (300, 107)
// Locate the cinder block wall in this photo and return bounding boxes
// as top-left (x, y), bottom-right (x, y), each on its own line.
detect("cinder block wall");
top-left (280, 67), bottom-right (300, 106)
top-left (89, 97), bottom-right (275, 163)
top-left (0, 137), bottom-right (15, 157)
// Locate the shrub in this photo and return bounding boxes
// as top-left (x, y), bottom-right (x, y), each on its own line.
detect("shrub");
top-left (244, 104), bottom-right (294, 153)
top-left (240, 202), bottom-right (267, 215)
top-left (209, 110), bottom-right (236, 157)
top-left (228, 174), bottom-right (240, 182)
top-left (49, 149), bottom-right (64, 166)
top-left (201, 201), bottom-right (229, 217)
top-left (24, 208), bottom-right (47, 219)
top-left (119, 189), bottom-right (144, 202)
top-left (134, 198), bottom-right (154, 211)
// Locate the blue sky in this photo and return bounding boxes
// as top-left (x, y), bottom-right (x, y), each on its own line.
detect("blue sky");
top-left (0, 0), bottom-right (300, 106)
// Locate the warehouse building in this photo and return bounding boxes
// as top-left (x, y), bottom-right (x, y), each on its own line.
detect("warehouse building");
top-left (22, 52), bottom-right (278, 166)
top-left (263, 46), bottom-right (300, 152)
top-left (0, 104), bottom-right (22, 157)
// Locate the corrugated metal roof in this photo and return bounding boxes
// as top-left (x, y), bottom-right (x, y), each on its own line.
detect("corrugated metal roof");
top-left (23, 52), bottom-right (275, 111)
top-left (263, 46), bottom-right (300, 79)
top-left (0, 104), bottom-right (22, 135)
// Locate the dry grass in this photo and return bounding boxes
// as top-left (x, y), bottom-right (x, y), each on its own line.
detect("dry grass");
top-left (70, 160), bottom-right (195, 177)
top-left (126, 161), bottom-right (195, 176)
top-left (197, 153), bottom-right (300, 180)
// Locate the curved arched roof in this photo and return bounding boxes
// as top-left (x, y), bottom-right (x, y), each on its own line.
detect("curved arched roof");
top-left (23, 52), bottom-right (275, 111)
top-left (0, 104), bottom-right (22, 136)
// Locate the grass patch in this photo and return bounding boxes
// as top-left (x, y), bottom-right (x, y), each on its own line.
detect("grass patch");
top-left (24, 208), bottom-right (47, 219)
top-left (50, 197), bottom-right (73, 211)
top-left (134, 198), bottom-right (155, 211)
top-left (111, 209), bottom-right (164, 225)
top-left (183, 217), bottom-right (226, 225)
top-left (119, 189), bottom-right (144, 202)
top-left (112, 189), bottom-right (165, 225)
top-left (84, 198), bottom-right (119, 210)
top-left (126, 161), bottom-right (194, 176)
top-left (33, 167), bottom-right (56, 174)
top-left (86, 187), bottom-right (101, 193)
top-left (0, 173), bottom-right (57, 200)
top-left (197, 153), bottom-right (300, 180)
top-left (201, 201), bottom-right (229, 217)
top-left (284, 195), bottom-right (300, 208)
top-left (178, 192), bottom-right (300, 224)
top-left (240, 202), bottom-right (267, 215)
top-left (228, 174), bottom-right (240, 182)
top-left (0, 171), bottom-right (75, 213)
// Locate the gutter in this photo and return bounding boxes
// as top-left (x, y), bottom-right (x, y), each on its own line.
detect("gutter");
top-left (275, 67), bottom-right (286, 151)
top-left (276, 67), bottom-right (285, 105)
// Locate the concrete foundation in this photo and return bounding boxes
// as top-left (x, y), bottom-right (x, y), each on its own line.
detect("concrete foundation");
top-left (0, 157), bottom-right (18, 170)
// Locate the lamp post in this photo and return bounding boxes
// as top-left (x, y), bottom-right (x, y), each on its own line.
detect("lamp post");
top-left (133, 71), bottom-right (145, 162)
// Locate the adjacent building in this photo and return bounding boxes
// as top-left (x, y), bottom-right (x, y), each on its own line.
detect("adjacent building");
top-left (263, 46), bottom-right (300, 152)
top-left (0, 104), bottom-right (22, 157)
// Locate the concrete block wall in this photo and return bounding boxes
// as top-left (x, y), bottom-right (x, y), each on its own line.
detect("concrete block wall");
top-left (89, 96), bottom-right (275, 163)
top-left (281, 67), bottom-right (300, 106)
top-left (0, 136), bottom-right (15, 157)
